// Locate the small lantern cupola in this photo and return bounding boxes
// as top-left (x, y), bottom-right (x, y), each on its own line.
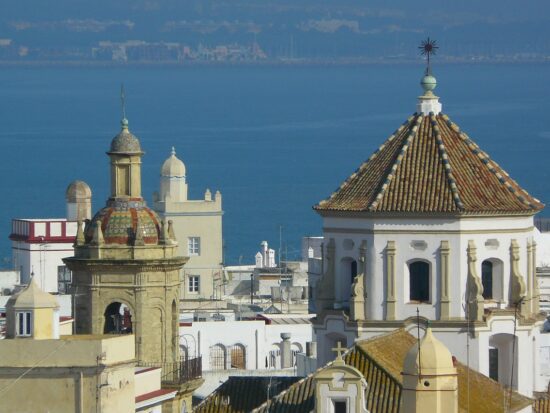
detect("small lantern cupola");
top-left (5, 277), bottom-right (60, 340)
top-left (160, 146), bottom-right (188, 202)
top-left (402, 325), bottom-right (458, 413)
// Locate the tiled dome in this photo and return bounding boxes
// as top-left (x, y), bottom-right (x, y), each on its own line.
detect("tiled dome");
top-left (85, 199), bottom-right (161, 245)
top-left (109, 119), bottom-right (142, 154)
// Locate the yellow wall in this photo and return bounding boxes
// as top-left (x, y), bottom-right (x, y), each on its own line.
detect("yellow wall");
top-left (0, 335), bottom-right (136, 413)
top-left (33, 308), bottom-right (54, 339)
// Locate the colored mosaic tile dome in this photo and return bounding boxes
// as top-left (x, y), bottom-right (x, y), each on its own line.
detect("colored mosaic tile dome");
top-left (109, 118), bottom-right (142, 154)
top-left (85, 199), bottom-right (161, 245)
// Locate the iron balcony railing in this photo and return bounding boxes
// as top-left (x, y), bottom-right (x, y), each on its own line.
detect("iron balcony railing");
top-left (138, 357), bottom-right (202, 385)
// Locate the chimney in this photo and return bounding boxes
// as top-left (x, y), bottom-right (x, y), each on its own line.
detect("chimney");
top-left (306, 341), bottom-right (317, 358)
top-left (280, 332), bottom-right (292, 368)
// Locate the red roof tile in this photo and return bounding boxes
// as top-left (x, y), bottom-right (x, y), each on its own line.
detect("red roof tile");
top-left (315, 113), bottom-right (543, 215)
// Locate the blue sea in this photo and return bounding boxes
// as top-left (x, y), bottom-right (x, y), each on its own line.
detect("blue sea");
top-left (0, 63), bottom-right (549, 265)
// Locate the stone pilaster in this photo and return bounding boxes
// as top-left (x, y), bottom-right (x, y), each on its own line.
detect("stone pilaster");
top-left (439, 240), bottom-right (451, 320)
top-left (510, 239), bottom-right (528, 318)
top-left (385, 241), bottom-right (396, 320)
top-left (533, 241), bottom-right (540, 314)
top-left (466, 240), bottom-right (484, 322)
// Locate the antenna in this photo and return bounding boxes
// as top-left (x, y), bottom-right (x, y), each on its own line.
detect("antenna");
top-left (416, 307), bottom-right (422, 380)
top-left (120, 83), bottom-right (127, 121)
top-left (418, 37), bottom-right (439, 75)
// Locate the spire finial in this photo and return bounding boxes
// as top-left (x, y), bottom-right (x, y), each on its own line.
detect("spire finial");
top-left (416, 37), bottom-right (442, 115)
top-left (419, 37), bottom-right (438, 76)
top-left (171, 146), bottom-right (176, 156)
top-left (120, 84), bottom-right (128, 130)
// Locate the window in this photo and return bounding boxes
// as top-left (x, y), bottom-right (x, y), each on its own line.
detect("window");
top-left (482, 260), bottom-right (494, 299)
top-left (409, 261), bottom-right (430, 303)
top-left (210, 344), bottom-right (227, 370)
top-left (230, 344), bottom-right (246, 369)
top-left (333, 400), bottom-right (347, 413)
top-left (188, 275), bottom-right (200, 293)
top-left (188, 237), bottom-right (200, 256)
top-left (17, 311), bottom-right (32, 336)
top-left (57, 265), bottom-right (72, 294)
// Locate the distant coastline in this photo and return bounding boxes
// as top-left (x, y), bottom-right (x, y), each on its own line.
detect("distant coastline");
top-left (1, 56), bottom-right (549, 68)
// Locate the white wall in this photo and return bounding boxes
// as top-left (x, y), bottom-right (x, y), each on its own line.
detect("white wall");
top-left (12, 240), bottom-right (74, 293)
top-left (179, 318), bottom-right (313, 372)
top-left (322, 215), bottom-right (534, 321)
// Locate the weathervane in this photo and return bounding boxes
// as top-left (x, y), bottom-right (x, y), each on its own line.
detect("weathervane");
top-left (418, 37), bottom-right (438, 75)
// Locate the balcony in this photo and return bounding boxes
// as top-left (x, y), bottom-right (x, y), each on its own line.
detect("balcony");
top-left (139, 357), bottom-right (202, 385)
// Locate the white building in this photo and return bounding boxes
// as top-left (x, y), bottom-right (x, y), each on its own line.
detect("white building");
top-left (153, 148), bottom-right (224, 301)
top-left (312, 69), bottom-right (546, 397)
top-left (180, 314), bottom-right (314, 371)
top-left (8, 181), bottom-right (91, 293)
top-left (255, 241), bottom-right (276, 268)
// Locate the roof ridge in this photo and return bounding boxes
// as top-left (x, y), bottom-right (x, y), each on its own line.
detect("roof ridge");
top-left (368, 114), bottom-right (424, 211)
top-left (315, 116), bottom-right (415, 209)
top-left (431, 114), bottom-right (464, 211)
top-left (442, 114), bottom-right (542, 211)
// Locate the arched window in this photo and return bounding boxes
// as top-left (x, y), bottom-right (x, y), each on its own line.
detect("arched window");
top-left (230, 344), bottom-right (246, 369)
top-left (104, 302), bottom-right (133, 334)
top-left (482, 260), bottom-right (493, 299)
top-left (409, 261), bottom-right (430, 303)
top-left (481, 258), bottom-right (503, 302)
top-left (209, 344), bottom-right (227, 370)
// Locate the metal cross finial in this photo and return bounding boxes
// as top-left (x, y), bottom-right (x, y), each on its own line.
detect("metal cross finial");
top-left (418, 37), bottom-right (438, 75)
top-left (332, 341), bottom-right (346, 359)
top-left (120, 83), bottom-right (127, 120)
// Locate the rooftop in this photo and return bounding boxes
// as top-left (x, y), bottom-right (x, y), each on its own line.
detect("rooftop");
top-left (315, 113), bottom-right (543, 215)
top-left (234, 329), bottom-right (532, 413)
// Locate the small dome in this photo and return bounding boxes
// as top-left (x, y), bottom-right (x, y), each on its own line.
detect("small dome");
top-left (403, 327), bottom-right (454, 375)
top-left (66, 180), bottom-right (91, 201)
top-left (109, 119), bottom-right (142, 154)
top-left (6, 277), bottom-right (59, 310)
top-left (161, 147), bottom-right (186, 177)
top-left (85, 199), bottom-right (161, 246)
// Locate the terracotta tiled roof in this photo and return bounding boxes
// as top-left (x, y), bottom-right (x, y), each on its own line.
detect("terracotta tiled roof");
top-left (249, 329), bottom-right (532, 413)
top-left (315, 113), bottom-right (543, 214)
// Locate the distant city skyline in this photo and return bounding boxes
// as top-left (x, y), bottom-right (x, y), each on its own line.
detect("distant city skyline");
top-left (1, 0), bottom-right (549, 63)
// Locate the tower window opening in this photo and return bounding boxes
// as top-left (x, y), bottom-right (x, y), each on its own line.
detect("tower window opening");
top-left (104, 302), bottom-right (132, 334)
top-left (409, 261), bottom-right (430, 303)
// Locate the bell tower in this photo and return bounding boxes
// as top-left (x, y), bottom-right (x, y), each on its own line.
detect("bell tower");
top-left (64, 100), bottom-right (203, 413)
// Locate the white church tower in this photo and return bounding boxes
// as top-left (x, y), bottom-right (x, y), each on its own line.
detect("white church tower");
top-left (153, 147), bottom-right (223, 302)
top-left (312, 43), bottom-right (546, 397)
top-left (160, 147), bottom-right (188, 203)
